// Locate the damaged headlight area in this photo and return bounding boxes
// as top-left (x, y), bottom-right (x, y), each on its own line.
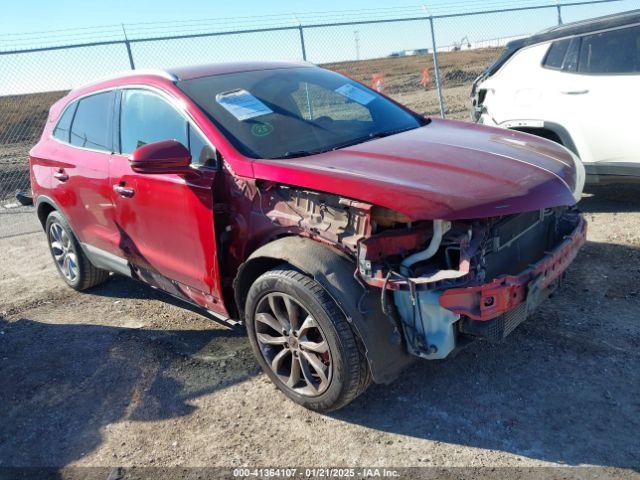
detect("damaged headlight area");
top-left (358, 207), bottom-right (586, 360)
top-left (250, 184), bottom-right (585, 363)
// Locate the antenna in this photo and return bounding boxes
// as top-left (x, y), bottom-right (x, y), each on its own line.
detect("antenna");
top-left (354, 30), bottom-right (360, 61)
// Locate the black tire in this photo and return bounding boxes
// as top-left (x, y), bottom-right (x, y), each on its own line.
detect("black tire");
top-left (45, 210), bottom-right (110, 291)
top-left (245, 267), bottom-right (370, 412)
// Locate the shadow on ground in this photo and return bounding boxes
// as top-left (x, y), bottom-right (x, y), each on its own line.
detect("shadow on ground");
top-left (0, 311), bottom-right (257, 469)
top-left (580, 184), bottom-right (640, 213)
top-left (79, 273), bottom-right (228, 321)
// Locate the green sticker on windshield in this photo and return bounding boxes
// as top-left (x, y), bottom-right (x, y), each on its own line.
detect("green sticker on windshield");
top-left (251, 122), bottom-right (274, 137)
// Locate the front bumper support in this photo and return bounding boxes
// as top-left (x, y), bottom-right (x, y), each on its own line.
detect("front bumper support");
top-left (439, 216), bottom-right (587, 321)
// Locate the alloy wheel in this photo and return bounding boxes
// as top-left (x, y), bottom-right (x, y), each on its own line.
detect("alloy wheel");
top-left (254, 292), bottom-right (332, 396)
top-left (49, 222), bottom-right (79, 282)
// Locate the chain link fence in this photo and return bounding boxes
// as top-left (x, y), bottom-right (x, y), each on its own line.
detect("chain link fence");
top-left (1, 0), bottom-right (638, 236)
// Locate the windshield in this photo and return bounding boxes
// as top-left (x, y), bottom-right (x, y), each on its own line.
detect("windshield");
top-left (177, 67), bottom-right (427, 159)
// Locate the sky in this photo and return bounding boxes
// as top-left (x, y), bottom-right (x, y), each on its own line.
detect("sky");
top-left (1, 0), bottom-right (639, 95)
top-left (0, 0), bottom-right (449, 34)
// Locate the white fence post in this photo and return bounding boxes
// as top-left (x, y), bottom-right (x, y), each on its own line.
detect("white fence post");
top-left (428, 16), bottom-right (446, 118)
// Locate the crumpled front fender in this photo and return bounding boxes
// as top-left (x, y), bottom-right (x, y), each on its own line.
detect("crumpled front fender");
top-left (234, 236), bottom-right (414, 384)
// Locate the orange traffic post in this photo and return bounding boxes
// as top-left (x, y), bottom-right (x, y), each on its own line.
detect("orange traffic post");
top-left (420, 68), bottom-right (431, 88)
top-left (371, 73), bottom-right (385, 93)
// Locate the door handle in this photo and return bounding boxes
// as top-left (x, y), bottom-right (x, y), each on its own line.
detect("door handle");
top-left (113, 184), bottom-right (135, 198)
top-left (54, 170), bottom-right (69, 182)
top-left (561, 89), bottom-right (589, 95)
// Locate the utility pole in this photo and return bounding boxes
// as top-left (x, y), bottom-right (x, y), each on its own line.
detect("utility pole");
top-left (354, 30), bottom-right (360, 61)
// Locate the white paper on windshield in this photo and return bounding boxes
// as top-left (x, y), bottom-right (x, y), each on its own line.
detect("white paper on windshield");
top-left (215, 89), bottom-right (273, 121)
top-left (335, 84), bottom-right (376, 105)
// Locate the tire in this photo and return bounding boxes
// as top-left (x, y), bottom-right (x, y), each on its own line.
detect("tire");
top-left (45, 210), bottom-right (110, 291)
top-left (245, 267), bottom-right (370, 412)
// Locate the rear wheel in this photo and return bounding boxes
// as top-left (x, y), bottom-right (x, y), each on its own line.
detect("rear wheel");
top-left (245, 267), bottom-right (370, 412)
top-left (45, 211), bottom-right (110, 290)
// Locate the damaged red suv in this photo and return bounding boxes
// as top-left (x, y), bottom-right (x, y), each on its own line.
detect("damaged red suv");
top-left (30, 62), bottom-right (586, 411)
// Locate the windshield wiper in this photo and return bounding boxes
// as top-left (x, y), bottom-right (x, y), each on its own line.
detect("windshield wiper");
top-left (328, 126), bottom-right (418, 151)
top-left (275, 148), bottom-right (327, 159)
top-left (274, 137), bottom-right (372, 159)
top-left (272, 125), bottom-right (422, 159)
top-left (367, 125), bottom-right (421, 140)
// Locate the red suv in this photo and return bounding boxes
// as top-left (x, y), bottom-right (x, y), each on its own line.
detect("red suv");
top-left (30, 62), bottom-right (586, 411)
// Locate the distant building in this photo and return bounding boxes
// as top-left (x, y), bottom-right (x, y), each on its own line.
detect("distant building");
top-left (388, 48), bottom-right (429, 57)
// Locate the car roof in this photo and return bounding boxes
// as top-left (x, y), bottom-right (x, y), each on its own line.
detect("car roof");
top-left (508, 8), bottom-right (640, 50)
top-left (478, 9), bottom-right (640, 80)
top-left (71, 61), bottom-right (315, 94)
top-left (167, 61), bottom-right (313, 81)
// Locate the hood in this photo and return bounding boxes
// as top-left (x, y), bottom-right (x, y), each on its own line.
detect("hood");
top-left (251, 118), bottom-right (585, 221)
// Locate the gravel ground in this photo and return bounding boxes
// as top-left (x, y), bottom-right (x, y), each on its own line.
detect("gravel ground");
top-left (0, 185), bottom-right (639, 475)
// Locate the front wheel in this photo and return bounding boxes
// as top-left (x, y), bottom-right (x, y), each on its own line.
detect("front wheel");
top-left (245, 268), bottom-right (370, 412)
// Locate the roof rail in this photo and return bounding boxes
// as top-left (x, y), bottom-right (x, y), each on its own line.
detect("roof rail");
top-left (72, 69), bottom-right (177, 91)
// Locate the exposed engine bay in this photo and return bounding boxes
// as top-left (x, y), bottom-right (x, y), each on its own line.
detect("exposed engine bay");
top-left (244, 182), bottom-right (586, 361)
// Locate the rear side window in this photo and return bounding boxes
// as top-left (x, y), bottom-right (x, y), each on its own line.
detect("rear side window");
top-left (563, 37), bottom-right (581, 72)
top-left (120, 90), bottom-right (188, 154)
top-left (543, 39), bottom-right (571, 69)
top-left (70, 91), bottom-right (114, 152)
top-left (52, 102), bottom-right (77, 143)
top-left (578, 25), bottom-right (640, 74)
top-left (542, 37), bottom-right (580, 71)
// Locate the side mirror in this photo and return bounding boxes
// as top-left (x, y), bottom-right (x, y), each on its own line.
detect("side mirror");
top-left (129, 140), bottom-right (192, 174)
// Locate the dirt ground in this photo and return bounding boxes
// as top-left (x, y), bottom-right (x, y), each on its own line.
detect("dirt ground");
top-left (1, 185), bottom-right (639, 474)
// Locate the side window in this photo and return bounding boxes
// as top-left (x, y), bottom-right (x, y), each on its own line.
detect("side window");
top-left (562, 37), bottom-right (581, 72)
top-left (543, 39), bottom-right (571, 69)
top-left (188, 125), bottom-right (216, 167)
top-left (52, 102), bottom-right (77, 143)
top-left (120, 89), bottom-right (188, 154)
top-left (578, 26), bottom-right (640, 74)
top-left (69, 91), bottom-right (114, 152)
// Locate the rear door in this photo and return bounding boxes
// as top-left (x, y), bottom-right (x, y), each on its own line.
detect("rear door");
top-left (49, 90), bottom-right (122, 256)
top-left (569, 25), bottom-right (640, 166)
top-left (108, 87), bottom-right (224, 311)
top-left (550, 25), bottom-right (640, 166)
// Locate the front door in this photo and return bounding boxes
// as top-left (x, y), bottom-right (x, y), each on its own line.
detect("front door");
top-left (109, 88), bottom-right (224, 313)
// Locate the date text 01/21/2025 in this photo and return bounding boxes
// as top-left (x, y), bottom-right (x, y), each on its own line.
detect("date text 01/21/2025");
top-left (232, 468), bottom-right (401, 477)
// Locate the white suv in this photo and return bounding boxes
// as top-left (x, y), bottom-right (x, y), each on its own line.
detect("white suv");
top-left (471, 10), bottom-right (640, 184)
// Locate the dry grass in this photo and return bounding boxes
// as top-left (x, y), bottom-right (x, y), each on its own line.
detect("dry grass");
top-left (0, 91), bottom-right (67, 145)
top-left (324, 47), bottom-right (502, 115)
